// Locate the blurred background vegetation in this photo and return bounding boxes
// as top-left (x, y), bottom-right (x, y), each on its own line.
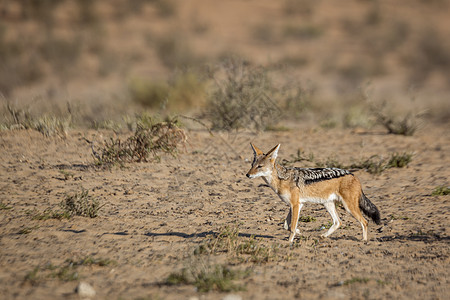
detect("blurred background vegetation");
top-left (0, 0), bottom-right (449, 132)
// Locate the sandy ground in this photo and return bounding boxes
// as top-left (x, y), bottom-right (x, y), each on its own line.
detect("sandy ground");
top-left (1, 1), bottom-right (450, 299)
top-left (0, 123), bottom-right (448, 299)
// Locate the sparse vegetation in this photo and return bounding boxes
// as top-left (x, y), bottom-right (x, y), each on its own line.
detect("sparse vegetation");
top-left (33, 115), bottom-right (71, 137)
top-left (318, 221), bottom-right (333, 231)
top-left (370, 101), bottom-right (423, 136)
top-left (92, 116), bottom-right (186, 166)
top-left (389, 214), bottom-right (409, 220)
top-left (18, 226), bottom-right (39, 235)
top-left (62, 188), bottom-right (102, 218)
top-left (375, 111), bottom-right (421, 136)
top-left (1, 2), bottom-right (449, 299)
top-left (339, 153), bottom-right (412, 174)
top-left (347, 155), bottom-right (387, 175)
top-left (193, 226), bottom-right (283, 264)
top-left (32, 189), bottom-right (101, 220)
top-left (299, 215), bottom-right (316, 222)
top-left (58, 169), bottom-right (75, 181)
top-left (385, 152), bottom-right (413, 168)
top-left (236, 238), bottom-right (280, 264)
top-left (24, 256), bottom-right (115, 285)
top-left (282, 150), bottom-right (412, 175)
top-left (129, 72), bottom-right (206, 112)
top-left (128, 79), bottom-right (170, 110)
top-left (343, 106), bottom-right (374, 129)
top-left (431, 185), bottom-right (450, 196)
top-left (343, 277), bottom-right (370, 285)
top-left (204, 58), bottom-right (312, 130)
top-left (2, 103), bottom-right (71, 137)
top-left (166, 262), bottom-right (248, 292)
top-left (33, 209), bottom-right (71, 221)
top-left (0, 202), bottom-right (12, 210)
top-left (205, 58), bottom-right (282, 131)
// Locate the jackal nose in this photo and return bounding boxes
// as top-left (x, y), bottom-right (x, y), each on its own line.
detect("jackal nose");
top-left (246, 173), bottom-right (250, 178)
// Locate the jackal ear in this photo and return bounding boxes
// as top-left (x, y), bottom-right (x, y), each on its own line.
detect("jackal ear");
top-left (250, 143), bottom-right (263, 156)
top-left (266, 144), bottom-right (280, 160)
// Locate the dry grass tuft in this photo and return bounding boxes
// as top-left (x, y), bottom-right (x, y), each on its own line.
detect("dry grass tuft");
top-left (194, 226), bottom-right (282, 264)
top-left (166, 261), bottom-right (248, 293)
top-left (62, 188), bottom-right (102, 218)
top-left (3, 103), bottom-right (71, 137)
top-left (24, 256), bottom-right (115, 285)
top-left (92, 116), bottom-right (186, 166)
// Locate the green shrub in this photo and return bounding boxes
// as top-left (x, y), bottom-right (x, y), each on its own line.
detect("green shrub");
top-left (431, 186), bottom-right (450, 196)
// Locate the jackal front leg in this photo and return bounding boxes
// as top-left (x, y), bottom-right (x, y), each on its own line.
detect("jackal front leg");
top-left (288, 202), bottom-right (302, 243)
top-left (283, 209), bottom-right (291, 230)
top-left (284, 205), bottom-right (303, 234)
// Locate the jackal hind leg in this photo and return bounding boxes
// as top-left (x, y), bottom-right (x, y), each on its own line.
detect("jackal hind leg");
top-left (341, 192), bottom-right (369, 242)
top-left (322, 202), bottom-right (341, 238)
top-left (347, 204), bottom-right (369, 242)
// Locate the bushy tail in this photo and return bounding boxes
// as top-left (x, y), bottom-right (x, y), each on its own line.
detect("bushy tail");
top-left (359, 192), bottom-right (381, 225)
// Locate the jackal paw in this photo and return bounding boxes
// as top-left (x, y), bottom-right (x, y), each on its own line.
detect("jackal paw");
top-left (284, 224), bottom-right (300, 235)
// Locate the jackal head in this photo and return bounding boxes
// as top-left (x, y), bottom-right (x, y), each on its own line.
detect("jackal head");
top-left (246, 143), bottom-right (280, 179)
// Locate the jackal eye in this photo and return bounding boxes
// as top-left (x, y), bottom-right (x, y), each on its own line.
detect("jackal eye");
top-left (257, 165), bottom-right (264, 169)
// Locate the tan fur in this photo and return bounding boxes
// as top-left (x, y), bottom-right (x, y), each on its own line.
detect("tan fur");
top-left (247, 143), bottom-right (376, 243)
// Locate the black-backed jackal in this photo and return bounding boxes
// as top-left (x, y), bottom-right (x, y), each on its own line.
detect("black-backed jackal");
top-left (246, 144), bottom-right (381, 243)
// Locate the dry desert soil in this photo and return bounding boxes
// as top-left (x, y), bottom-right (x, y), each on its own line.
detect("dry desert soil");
top-left (1, 0), bottom-right (450, 299)
top-left (0, 124), bottom-right (449, 300)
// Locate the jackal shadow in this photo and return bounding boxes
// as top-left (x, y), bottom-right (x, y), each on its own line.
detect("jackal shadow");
top-left (144, 231), bottom-right (275, 239)
top-left (377, 233), bottom-right (449, 243)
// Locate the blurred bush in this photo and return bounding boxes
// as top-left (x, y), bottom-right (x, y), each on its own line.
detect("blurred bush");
top-left (128, 72), bottom-right (206, 112)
